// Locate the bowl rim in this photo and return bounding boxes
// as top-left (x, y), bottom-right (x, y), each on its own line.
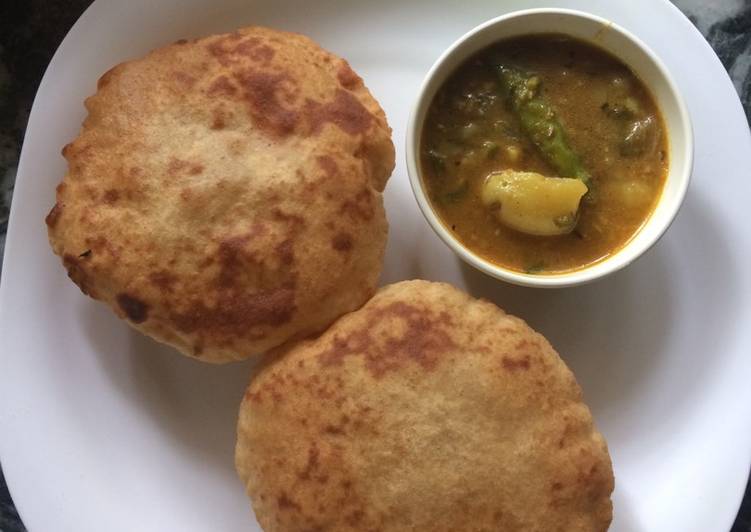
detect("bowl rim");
top-left (405, 7), bottom-right (694, 288)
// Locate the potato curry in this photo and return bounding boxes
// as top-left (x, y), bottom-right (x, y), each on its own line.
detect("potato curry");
top-left (421, 34), bottom-right (668, 274)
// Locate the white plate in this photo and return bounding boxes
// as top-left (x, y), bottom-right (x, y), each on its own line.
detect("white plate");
top-left (1, 0), bottom-right (749, 531)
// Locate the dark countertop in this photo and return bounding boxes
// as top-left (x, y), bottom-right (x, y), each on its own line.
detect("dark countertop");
top-left (1, 1), bottom-right (749, 531)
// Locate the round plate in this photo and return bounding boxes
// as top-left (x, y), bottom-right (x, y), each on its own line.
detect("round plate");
top-left (1, 0), bottom-right (750, 531)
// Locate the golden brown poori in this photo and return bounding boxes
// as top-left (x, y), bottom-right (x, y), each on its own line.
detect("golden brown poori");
top-left (46, 26), bottom-right (395, 362)
top-left (236, 280), bottom-right (614, 532)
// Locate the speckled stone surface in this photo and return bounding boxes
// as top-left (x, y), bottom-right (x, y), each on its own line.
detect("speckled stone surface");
top-left (0, 1), bottom-right (749, 531)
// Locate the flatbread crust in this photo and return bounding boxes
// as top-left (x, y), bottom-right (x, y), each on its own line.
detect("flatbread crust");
top-left (46, 26), bottom-right (395, 362)
top-left (236, 280), bottom-right (614, 532)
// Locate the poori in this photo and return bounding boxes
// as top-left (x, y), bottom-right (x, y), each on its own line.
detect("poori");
top-left (46, 26), bottom-right (395, 362)
top-left (236, 280), bottom-right (614, 531)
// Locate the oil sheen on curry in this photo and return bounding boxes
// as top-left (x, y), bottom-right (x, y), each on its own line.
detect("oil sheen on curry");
top-left (421, 34), bottom-right (668, 274)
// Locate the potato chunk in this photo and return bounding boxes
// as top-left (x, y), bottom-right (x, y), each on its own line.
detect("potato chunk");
top-left (481, 170), bottom-right (588, 236)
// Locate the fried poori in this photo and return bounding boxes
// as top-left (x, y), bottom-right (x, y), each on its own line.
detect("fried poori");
top-left (236, 280), bottom-right (614, 531)
top-left (46, 26), bottom-right (395, 362)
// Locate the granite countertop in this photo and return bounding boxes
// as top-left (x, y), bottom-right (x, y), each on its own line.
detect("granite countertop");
top-left (1, 1), bottom-right (750, 531)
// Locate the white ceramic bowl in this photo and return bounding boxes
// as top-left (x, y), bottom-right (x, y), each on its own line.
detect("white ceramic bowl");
top-left (406, 8), bottom-right (693, 288)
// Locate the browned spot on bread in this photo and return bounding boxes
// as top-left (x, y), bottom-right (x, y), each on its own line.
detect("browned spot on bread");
top-left (339, 189), bottom-right (375, 221)
top-left (576, 462), bottom-right (601, 486)
top-left (324, 424), bottom-right (345, 435)
top-left (206, 35), bottom-right (252, 66)
top-left (232, 37), bottom-right (260, 54)
top-left (171, 223), bottom-right (296, 337)
top-left (332, 232), bottom-right (352, 252)
top-left (211, 109), bottom-right (227, 129)
top-left (173, 71), bottom-right (196, 88)
top-left (345, 510), bottom-right (365, 526)
top-left (215, 233), bottom-right (255, 289)
top-left (116, 293), bottom-right (149, 323)
top-left (253, 45), bottom-right (275, 63)
top-left (103, 189), bottom-right (119, 204)
top-left (515, 339), bottom-right (533, 350)
top-left (297, 444), bottom-right (320, 481)
top-left (61, 143), bottom-right (73, 157)
top-left (275, 239), bottom-right (295, 266)
top-left (83, 235), bottom-right (108, 251)
top-left (557, 418), bottom-right (580, 449)
top-left (207, 75), bottom-right (237, 97)
top-left (167, 158), bottom-right (188, 175)
top-left (245, 389), bottom-right (262, 403)
top-left (235, 39), bottom-right (275, 63)
top-left (149, 270), bottom-right (177, 292)
top-left (236, 70), bottom-right (299, 137)
top-left (226, 139), bottom-right (246, 156)
top-left (167, 158), bottom-right (204, 177)
top-left (45, 203), bottom-right (62, 228)
top-left (271, 207), bottom-right (305, 227)
top-left (174, 38), bottom-right (189, 45)
top-left (277, 491), bottom-right (301, 512)
top-left (206, 39), bottom-right (229, 60)
top-left (319, 302), bottom-right (455, 378)
top-left (337, 61), bottom-right (362, 89)
top-left (306, 89), bottom-right (373, 136)
top-left (552, 482), bottom-right (564, 491)
top-left (316, 155), bottom-right (338, 177)
top-left (502, 355), bottom-right (531, 371)
top-left (171, 285), bottom-right (296, 335)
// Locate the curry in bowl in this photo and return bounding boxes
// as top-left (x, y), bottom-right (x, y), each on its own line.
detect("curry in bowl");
top-left (420, 34), bottom-right (668, 274)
